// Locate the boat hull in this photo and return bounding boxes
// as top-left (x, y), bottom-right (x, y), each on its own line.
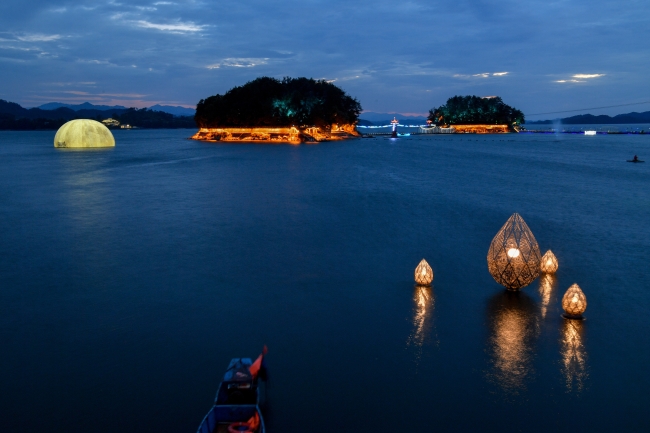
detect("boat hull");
top-left (197, 405), bottom-right (265, 433)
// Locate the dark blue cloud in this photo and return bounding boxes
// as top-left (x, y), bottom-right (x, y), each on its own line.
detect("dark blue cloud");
top-left (0, 0), bottom-right (648, 118)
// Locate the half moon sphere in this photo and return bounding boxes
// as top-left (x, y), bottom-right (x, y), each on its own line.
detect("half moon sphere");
top-left (54, 119), bottom-right (116, 148)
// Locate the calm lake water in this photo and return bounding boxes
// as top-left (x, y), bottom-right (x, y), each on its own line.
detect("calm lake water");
top-left (1, 129), bottom-right (649, 432)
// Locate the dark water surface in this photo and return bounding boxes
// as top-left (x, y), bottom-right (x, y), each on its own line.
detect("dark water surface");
top-left (1, 129), bottom-right (649, 432)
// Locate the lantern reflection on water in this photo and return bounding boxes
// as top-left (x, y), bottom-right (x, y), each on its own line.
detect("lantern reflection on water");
top-left (537, 273), bottom-right (556, 319)
top-left (562, 284), bottom-right (587, 319)
top-left (486, 291), bottom-right (538, 392)
top-left (414, 259), bottom-right (434, 285)
top-left (540, 250), bottom-right (559, 274)
top-left (487, 213), bottom-right (541, 290)
top-left (406, 285), bottom-right (437, 364)
top-left (561, 319), bottom-right (588, 392)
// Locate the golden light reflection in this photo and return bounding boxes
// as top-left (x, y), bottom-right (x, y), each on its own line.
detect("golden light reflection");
top-left (406, 285), bottom-right (437, 363)
top-left (560, 319), bottom-right (588, 392)
top-left (487, 291), bottom-right (538, 393)
top-left (537, 273), bottom-right (557, 318)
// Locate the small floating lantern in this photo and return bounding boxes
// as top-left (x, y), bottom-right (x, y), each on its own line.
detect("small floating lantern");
top-left (540, 250), bottom-right (559, 274)
top-left (562, 284), bottom-right (587, 319)
top-left (487, 213), bottom-right (541, 290)
top-left (414, 259), bottom-right (434, 286)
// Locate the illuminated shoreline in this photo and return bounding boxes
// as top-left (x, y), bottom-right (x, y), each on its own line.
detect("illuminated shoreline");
top-left (191, 124), bottom-right (359, 143)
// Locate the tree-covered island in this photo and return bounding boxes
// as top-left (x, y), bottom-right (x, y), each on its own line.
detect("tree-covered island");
top-left (428, 95), bottom-right (525, 132)
top-left (193, 77), bottom-right (362, 143)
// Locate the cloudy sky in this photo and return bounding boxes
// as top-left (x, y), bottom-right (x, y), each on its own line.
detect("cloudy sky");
top-left (1, 0), bottom-right (649, 119)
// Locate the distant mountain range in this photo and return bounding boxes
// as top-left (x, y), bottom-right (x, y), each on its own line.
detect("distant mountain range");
top-left (36, 102), bottom-right (195, 117)
top-left (360, 110), bottom-right (650, 126)
top-left (527, 111), bottom-right (650, 124)
top-left (359, 112), bottom-right (428, 125)
top-left (0, 99), bottom-right (195, 130)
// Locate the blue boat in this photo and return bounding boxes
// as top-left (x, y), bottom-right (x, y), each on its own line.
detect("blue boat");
top-left (197, 348), bottom-right (268, 433)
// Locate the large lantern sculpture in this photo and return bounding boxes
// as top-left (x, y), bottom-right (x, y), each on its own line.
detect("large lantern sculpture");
top-left (487, 213), bottom-right (541, 290)
top-left (562, 284), bottom-right (587, 319)
top-left (540, 250), bottom-right (559, 274)
top-left (414, 259), bottom-right (434, 286)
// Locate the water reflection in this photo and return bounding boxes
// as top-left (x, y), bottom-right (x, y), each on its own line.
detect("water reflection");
top-left (486, 291), bottom-right (538, 393)
top-left (560, 319), bottom-right (588, 392)
top-left (406, 285), bottom-right (437, 364)
top-left (58, 153), bottom-right (116, 269)
top-left (538, 273), bottom-right (557, 318)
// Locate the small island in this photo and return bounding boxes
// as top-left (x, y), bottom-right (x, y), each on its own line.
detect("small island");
top-left (427, 95), bottom-right (525, 133)
top-left (192, 77), bottom-right (362, 143)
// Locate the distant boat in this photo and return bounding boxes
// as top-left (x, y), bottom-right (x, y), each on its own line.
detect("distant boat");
top-left (627, 159), bottom-right (645, 163)
top-left (584, 130), bottom-right (597, 135)
top-left (197, 348), bottom-right (268, 433)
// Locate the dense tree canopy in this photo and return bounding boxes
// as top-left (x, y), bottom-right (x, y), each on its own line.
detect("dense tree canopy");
top-left (428, 96), bottom-right (524, 127)
top-left (195, 77), bottom-right (362, 128)
top-left (114, 108), bottom-right (195, 128)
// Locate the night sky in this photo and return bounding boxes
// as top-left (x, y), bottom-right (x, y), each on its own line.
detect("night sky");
top-left (1, 0), bottom-right (649, 119)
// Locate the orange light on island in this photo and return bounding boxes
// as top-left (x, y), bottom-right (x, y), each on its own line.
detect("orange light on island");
top-left (191, 124), bottom-right (359, 143)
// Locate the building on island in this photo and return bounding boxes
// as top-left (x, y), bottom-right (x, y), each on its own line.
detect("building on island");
top-left (101, 118), bottom-right (120, 127)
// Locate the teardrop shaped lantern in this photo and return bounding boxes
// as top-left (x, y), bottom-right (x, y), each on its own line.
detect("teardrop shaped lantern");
top-left (562, 283), bottom-right (587, 319)
top-left (540, 250), bottom-right (559, 274)
top-left (414, 259), bottom-right (434, 286)
top-left (487, 213), bottom-right (541, 290)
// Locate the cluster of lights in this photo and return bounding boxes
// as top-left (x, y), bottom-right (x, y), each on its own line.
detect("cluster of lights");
top-left (412, 214), bottom-right (590, 320)
top-left (485, 213), bottom-right (588, 319)
top-left (356, 124), bottom-right (425, 129)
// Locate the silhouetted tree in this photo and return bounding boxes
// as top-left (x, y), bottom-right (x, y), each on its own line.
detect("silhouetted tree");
top-left (428, 96), bottom-right (524, 129)
top-left (195, 77), bottom-right (362, 128)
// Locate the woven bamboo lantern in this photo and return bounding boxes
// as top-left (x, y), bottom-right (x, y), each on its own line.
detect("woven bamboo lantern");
top-left (487, 213), bottom-right (541, 290)
top-left (414, 259), bottom-right (434, 286)
top-left (562, 284), bottom-right (587, 319)
top-left (540, 250), bottom-right (559, 274)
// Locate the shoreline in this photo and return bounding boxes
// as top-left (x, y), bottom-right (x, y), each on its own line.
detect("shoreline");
top-left (191, 125), bottom-right (360, 143)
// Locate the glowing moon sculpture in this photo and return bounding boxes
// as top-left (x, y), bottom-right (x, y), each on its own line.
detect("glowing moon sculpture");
top-left (487, 213), bottom-right (541, 290)
top-left (562, 283), bottom-right (587, 319)
top-left (540, 250), bottom-right (559, 274)
top-left (54, 119), bottom-right (115, 148)
top-left (414, 259), bottom-right (434, 285)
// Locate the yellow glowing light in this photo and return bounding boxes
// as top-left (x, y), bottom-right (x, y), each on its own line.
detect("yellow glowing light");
top-left (507, 248), bottom-right (520, 258)
top-left (562, 283), bottom-right (587, 318)
top-left (191, 124), bottom-right (359, 143)
top-left (54, 119), bottom-right (115, 148)
top-left (414, 259), bottom-right (434, 285)
top-left (487, 213), bottom-right (542, 290)
top-left (450, 124), bottom-right (509, 134)
top-left (540, 250), bottom-right (559, 273)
